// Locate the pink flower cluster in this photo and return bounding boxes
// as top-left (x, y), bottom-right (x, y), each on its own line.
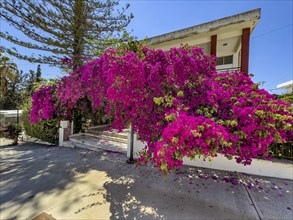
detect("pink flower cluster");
top-left (147, 112), bottom-right (232, 172)
top-left (31, 45), bottom-right (293, 173)
top-left (30, 86), bottom-right (55, 124)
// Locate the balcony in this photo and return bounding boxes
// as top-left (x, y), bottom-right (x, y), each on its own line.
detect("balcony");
top-left (216, 67), bottom-right (241, 73)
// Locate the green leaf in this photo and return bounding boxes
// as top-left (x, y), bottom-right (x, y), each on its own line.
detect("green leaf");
top-left (177, 91), bottom-right (184, 97)
top-left (197, 125), bottom-right (204, 132)
top-left (153, 97), bottom-right (164, 105)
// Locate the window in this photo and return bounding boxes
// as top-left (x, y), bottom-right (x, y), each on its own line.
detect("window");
top-left (216, 55), bottom-right (233, 65)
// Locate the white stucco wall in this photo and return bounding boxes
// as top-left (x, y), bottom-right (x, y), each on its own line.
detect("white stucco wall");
top-left (128, 136), bottom-right (293, 180)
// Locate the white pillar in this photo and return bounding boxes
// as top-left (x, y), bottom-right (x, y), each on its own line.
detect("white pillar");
top-left (59, 120), bottom-right (70, 146)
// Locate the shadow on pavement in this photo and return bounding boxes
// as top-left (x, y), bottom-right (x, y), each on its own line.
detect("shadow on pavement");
top-left (0, 142), bottom-right (292, 219)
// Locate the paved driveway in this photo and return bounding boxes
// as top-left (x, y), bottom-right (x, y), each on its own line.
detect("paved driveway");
top-left (0, 143), bottom-right (292, 219)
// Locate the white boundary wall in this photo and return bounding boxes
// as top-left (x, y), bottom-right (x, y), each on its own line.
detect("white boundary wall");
top-left (128, 134), bottom-right (293, 180)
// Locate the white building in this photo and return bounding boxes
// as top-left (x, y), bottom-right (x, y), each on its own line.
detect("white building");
top-left (145, 8), bottom-right (261, 74)
top-left (277, 80), bottom-right (293, 93)
top-left (0, 110), bottom-right (23, 124)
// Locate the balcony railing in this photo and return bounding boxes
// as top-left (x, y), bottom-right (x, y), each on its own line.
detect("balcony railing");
top-left (270, 143), bottom-right (293, 160)
top-left (216, 67), bottom-right (241, 73)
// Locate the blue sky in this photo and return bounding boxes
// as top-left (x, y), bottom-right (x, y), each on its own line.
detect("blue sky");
top-left (1, 0), bottom-right (292, 94)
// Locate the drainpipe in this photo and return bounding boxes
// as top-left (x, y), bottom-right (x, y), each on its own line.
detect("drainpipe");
top-left (126, 124), bottom-right (137, 164)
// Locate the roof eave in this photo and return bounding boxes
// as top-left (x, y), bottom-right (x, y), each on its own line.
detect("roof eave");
top-left (144, 8), bottom-right (261, 46)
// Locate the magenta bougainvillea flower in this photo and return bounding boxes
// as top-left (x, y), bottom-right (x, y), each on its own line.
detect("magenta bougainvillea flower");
top-left (31, 45), bottom-right (293, 173)
top-left (30, 86), bottom-right (55, 124)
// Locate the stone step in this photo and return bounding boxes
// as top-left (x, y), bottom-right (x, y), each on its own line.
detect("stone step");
top-left (86, 129), bottom-right (128, 140)
top-left (91, 134), bottom-right (128, 144)
top-left (62, 140), bottom-right (75, 148)
top-left (65, 134), bottom-right (127, 154)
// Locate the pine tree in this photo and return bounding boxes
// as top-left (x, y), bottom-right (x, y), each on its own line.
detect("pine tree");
top-left (0, 0), bottom-right (133, 69)
top-left (26, 70), bottom-right (36, 96)
top-left (36, 65), bottom-right (42, 82)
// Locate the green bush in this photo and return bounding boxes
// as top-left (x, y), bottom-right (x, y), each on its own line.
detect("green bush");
top-left (274, 92), bottom-right (293, 104)
top-left (0, 123), bottom-right (22, 145)
top-left (21, 103), bottom-right (59, 144)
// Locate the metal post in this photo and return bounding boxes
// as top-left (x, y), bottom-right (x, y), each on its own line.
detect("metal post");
top-left (16, 109), bottom-right (19, 124)
top-left (126, 124), bottom-right (137, 164)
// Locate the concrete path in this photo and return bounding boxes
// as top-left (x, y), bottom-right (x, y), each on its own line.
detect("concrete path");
top-left (65, 134), bottom-right (128, 153)
top-left (0, 143), bottom-right (292, 220)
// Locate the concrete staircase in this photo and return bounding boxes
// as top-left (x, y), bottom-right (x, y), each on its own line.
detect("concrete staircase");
top-left (63, 125), bottom-right (129, 154)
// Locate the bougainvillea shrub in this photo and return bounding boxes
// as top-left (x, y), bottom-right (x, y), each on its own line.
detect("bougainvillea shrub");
top-left (30, 86), bottom-right (56, 124)
top-left (31, 45), bottom-right (293, 173)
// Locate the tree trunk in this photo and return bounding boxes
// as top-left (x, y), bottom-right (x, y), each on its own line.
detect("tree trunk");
top-left (72, 0), bottom-right (85, 71)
